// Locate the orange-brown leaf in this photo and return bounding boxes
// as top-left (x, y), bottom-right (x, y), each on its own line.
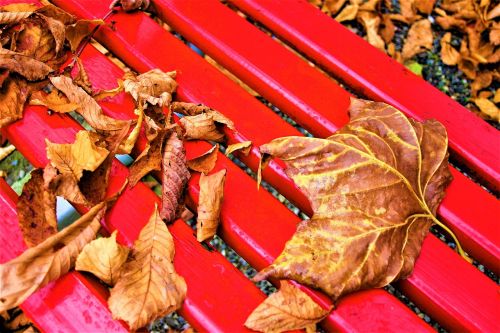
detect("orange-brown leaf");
top-left (225, 141), bottom-right (252, 156)
top-left (29, 88), bottom-right (79, 113)
top-left (402, 19), bottom-right (433, 61)
top-left (187, 144), bottom-right (218, 174)
top-left (474, 98), bottom-right (499, 121)
top-left (65, 19), bottom-right (104, 52)
top-left (0, 78), bottom-right (29, 128)
top-left (255, 98), bottom-right (453, 301)
top-left (440, 32), bottom-right (460, 66)
top-left (171, 101), bottom-right (235, 130)
top-left (357, 12), bottom-right (385, 51)
top-left (123, 69), bottom-right (177, 107)
top-left (180, 113), bottom-right (225, 142)
top-left (17, 169), bottom-right (57, 247)
top-left (196, 169), bottom-right (226, 242)
top-left (245, 281), bottom-right (331, 333)
top-left (0, 49), bottom-right (53, 81)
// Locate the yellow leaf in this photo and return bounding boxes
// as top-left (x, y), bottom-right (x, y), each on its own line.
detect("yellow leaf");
top-left (76, 230), bottom-right (129, 285)
top-left (116, 106), bottom-right (144, 154)
top-left (335, 4), bottom-right (358, 22)
top-left (0, 203), bottom-right (106, 312)
top-left (187, 144), bottom-right (218, 174)
top-left (108, 204), bottom-right (187, 331)
top-left (123, 69), bottom-right (177, 107)
top-left (474, 98), bottom-right (499, 122)
top-left (245, 281), bottom-right (331, 333)
top-left (225, 141), bottom-right (252, 156)
top-left (46, 130), bottom-right (109, 181)
top-left (50, 75), bottom-right (130, 132)
top-left (196, 169), bottom-right (226, 242)
top-left (0, 144), bottom-right (15, 161)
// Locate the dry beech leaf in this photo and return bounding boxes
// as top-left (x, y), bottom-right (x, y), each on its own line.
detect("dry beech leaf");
top-left (357, 12), bottom-right (385, 51)
top-left (440, 32), bottom-right (460, 66)
top-left (335, 4), bottom-right (358, 22)
top-left (0, 49), bottom-right (53, 81)
top-left (123, 69), bottom-right (177, 107)
top-left (65, 19), bottom-right (104, 52)
top-left (180, 113), bottom-right (225, 142)
top-left (0, 202), bottom-right (106, 312)
top-left (474, 98), bottom-right (499, 121)
top-left (0, 78), bottom-right (29, 128)
top-left (0, 144), bottom-right (15, 161)
top-left (254, 98), bottom-right (454, 301)
top-left (196, 169), bottom-right (226, 242)
top-left (46, 130), bottom-right (109, 181)
top-left (245, 281), bottom-right (331, 333)
top-left (29, 88), bottom-right (79, 113)
top-left (402, 19), bottom-right (433, 61)
top-left (38, 14), bottom-right (66, 54)
top-left (76, 230), bottom-right (129, 285)
top-left (187, 144), bottom-right (218, 174)
top-left (171, 101), bottom-right (235, 130)
top-left (0, 11), bottom-right (32, 25)
top-left (108, 205), bottom-right (187, 331)
top-left (225, 141), bottom-right (252, 156)
top-left (17, 169), bottom-right (57, 247)
top-left (160, 132), bottom-right (190, 223)
top-left (50, 76), bottom-right (130, 132)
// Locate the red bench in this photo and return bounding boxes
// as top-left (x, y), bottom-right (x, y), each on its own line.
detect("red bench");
top-left (1, 0), bottom-right (499, 332)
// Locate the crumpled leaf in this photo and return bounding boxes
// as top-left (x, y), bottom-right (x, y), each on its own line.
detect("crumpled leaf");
top-left (187, 144), bottom-right (218, 174)
top-left (474, 98), bottom-right (499, 121)
top-left (335, 4), bottom-right (358, 22)
top-left (0, 49), bottom-right (53, 81)
top-left (254, 98), bottom-right (454, 301)
top-left (50, 75), bottom-right (131, 132)
top-left (0, 11), bottom-right (32, 25)
top-left (319, 0), bottom-right (347, 15)
top-left (225, 141), bottom-right (252, 156)
top-left (123, 69), bottom-right (177, 107)
top-left (17, 169), bottom-right (57, 247)
top-left (0, 4), bottom-right (38, 12)
top-left (0, 78), bottom-right (29, 128)
top-left (160, 132), bottom-right (190, 223)
top-left (108, 204), bottom-right (186, 331)
top-left (46, 130), bottom-right (109, 181)
top-left (75, 230), bottom-right (129, 285)
top-left (357, 11), bottom-right (385, 51)
top-left (0, 144), bottom-right (15, 161)
top-left (180, 113), bottom-right (225, 142)
top-left (196, 169), bottom-right (226, 242)
top-left (471, 71), bottom-right (493, 96)
top-left (171, 101), bottom-right (235, 130)
top-left (65, 19), bottom-right (104, 52)
top-left (116, 106), bottom-right (143, 155)
top-left (73, 57), bottom-right (93, 94)
top-left (0, 202), bottom-right (106, 312)
top-left (440, 32), bottom-right (460, 65)
top-left (34, 4), bottom-right (75, 25)
top-left (402, 19), bottom-right (433, 61)
top-left (414, 0), bottom-right (437, 14)
top-left (245, 281), bottom-right (331, 333)
top-left (379, 14), bottom-right (396, 44)
top-left (29, 87), bottom-right (79, 113)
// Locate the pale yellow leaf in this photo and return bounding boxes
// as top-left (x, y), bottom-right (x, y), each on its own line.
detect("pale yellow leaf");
top-left (225, 141), bottom-right (252, 156)
top-left (108, 204), bottom-right (187, 331)
top-left (76, 230), bottom-right (129, 285)
top-left (116, 106), bottom-right (144, 154)
top-left (0, 144), bottom-right (15, 161)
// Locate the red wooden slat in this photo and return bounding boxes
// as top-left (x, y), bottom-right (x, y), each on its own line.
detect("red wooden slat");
top-left (47, 3), bottom-right (499, 332)
top-left (229, 0), bottom-right (500, 192)
top-left (0, 179), bottom-right (127, 333)
top-left (152, 0), bottom-right (500, 273)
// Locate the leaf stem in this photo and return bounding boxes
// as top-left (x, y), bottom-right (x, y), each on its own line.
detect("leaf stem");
top-left (427, 213), bottom-right (472, 263)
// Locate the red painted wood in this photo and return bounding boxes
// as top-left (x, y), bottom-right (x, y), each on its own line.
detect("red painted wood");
top-left (47, 4), bottom-right (498, 332)
top-left (57, 0), bottom-right (500, 276)
top-left (229, 0), bottom-right (500, 192)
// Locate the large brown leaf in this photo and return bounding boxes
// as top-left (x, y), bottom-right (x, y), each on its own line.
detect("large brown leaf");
top-left (180, 113), bottom-right (225, 142)
top-left (254, 98), bottom-right (454, 301)
top-left (245, 281), bottom-right (331, 333)
top-left (196, 169), bottom-right (226, 242)
top-left (123, 69), bottom-right (177, 107)
top-left (0, 202), bottom-right (106, 312)
top-left (0, 78), bottom-right (29, 128)
top-left (160, 132), bottom-right (190, 223)
top-left (0, 49), bottom-right (52, 81)
top-left (108, 204), bottom-right (187, 331)
top-left (171, 101), bottom-right (235, 130)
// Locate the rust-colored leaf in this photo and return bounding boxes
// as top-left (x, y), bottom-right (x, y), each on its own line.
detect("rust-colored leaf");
top-left (180, 113), bottom-right (225, 142)
top-left (160, 132), bottom-right (190, 223)
top-left (0, 203), bottom-right (105, 312)
top-left (50, 75), bottom-right (130, 132)
top-left (225, 141), bottom-right (252, 156)
top-left (414, 0), bottom-right (436, 14)
top-left (0, 11), bottom-right (32, 25)
top-left (76, 230), bottom-right (129, 285)
top-left (379, 15), bottom-right (395, 44)
top-left (29, 88), bottom-right (79, 113)
top-left (123, 69), bottom-right (177, 107)
top-left (108, 204), bottom-right (186, 331)
top-left (17, 169), bottom-right (57, 247)
top-left (471, 71), bottom-right (493, 96)
top-left (357, 11), bottom-right (385, 51)
top-left (65, 19), bottom-right (104, 52)
top-left (402, 19), bottom-right (433, 61)
top-left (46, 130), bottom-right (109, 181)
top-left (474, 98), bottom-right (499, 121)
top-left (245, 281), bottom-right (331, 333)
top-left (34, 4), bottom-right (75, 25)
top-left (187, 144), bottom-right (218, 174)
top-left (0, 78), bottom-right (29, 128)
top-left (196, 169), bottom-right (226, 242)
top-left (440, 32), bottom-right (460, 66)
top-left (0, 49), bottom-right (53, 81)
top-left (254, 98), bottom-right (456, 301)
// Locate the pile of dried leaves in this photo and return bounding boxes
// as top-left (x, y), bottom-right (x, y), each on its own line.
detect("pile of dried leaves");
top-left (0, 2), bottom-right (251, 331)
top-left (311, 0), bottom-right (500, 122)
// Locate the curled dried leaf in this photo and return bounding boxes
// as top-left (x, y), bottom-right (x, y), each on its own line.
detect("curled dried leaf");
top-left (180, 113), bottom-right (225, 142)
top-left (17, 169), bottom-right (57, 247)
top-left (29, 88), bottom-right (79, 113)
top-left (171, 101), bottom-right (235, 130)
top-left (473, 98), bottom-right (499, 121)
top-left (357, 11), bottom-right (385, 51)
top-left (116, 107), bottom-right (144, 154)
top-left (0, 11), bottom-right (32, 25)
top-left (123, 69), bottom-right (177, 107)
top-left (160, 132), bottom-right (190, 223)
top-left (0, 203), bottom-right (106, 312)
top-left (76, 230), bottom-right (129, 285)
top-left (245, 281), bottom-right (331, 333)
top-left (65, 19), bottom-right (104, 52)
top-left (254, 98), bottom-right (457, 301)
top-left (440, 32), bottom-right (460, 66)
top-left (0, 78), bottom-right (29, 128)
top-left (0, 50), bottom-right (53, 81)
top-left (335, 4), bottom-right (358, 22)
top-left (108, 204), bottom-right (186, 331)
top-left (402, 19), bottom-right (433, 61)
top-left (187, 144), bottom-right (218, 174)
top-left (225, 141), bottom-right (252, 156)
top-left (196, 169), bottom-right (226, 242)
top-left (46, 130), bottom-right (109, 181)
top-left (0, 144), bottom-right (15, 161)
